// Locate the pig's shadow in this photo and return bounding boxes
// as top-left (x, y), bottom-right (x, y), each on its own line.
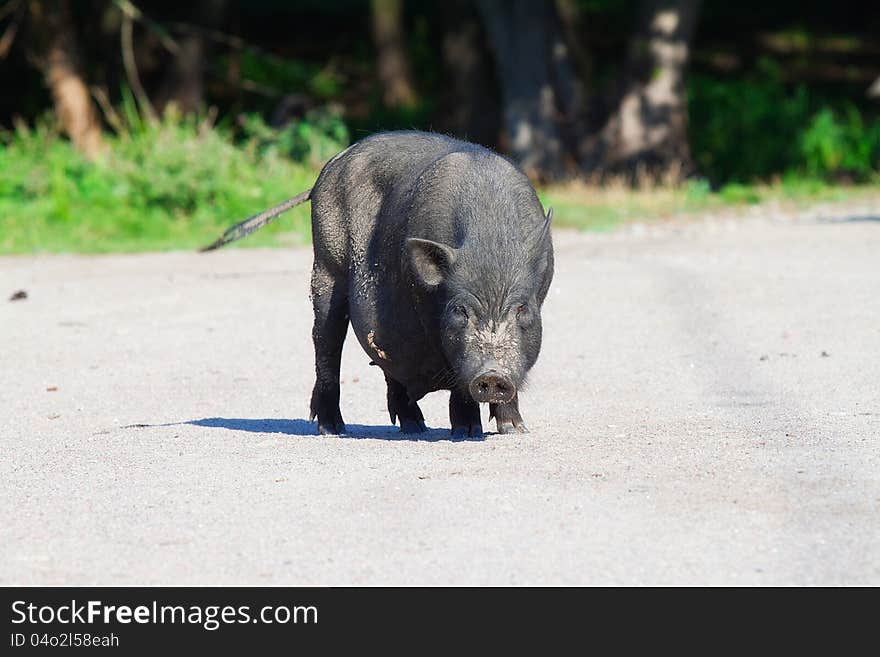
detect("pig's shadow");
top-left (185, 417), bottom-right (477, 441)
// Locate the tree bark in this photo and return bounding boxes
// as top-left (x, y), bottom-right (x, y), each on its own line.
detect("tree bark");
top-left (158, 0), bottom-right (227, 115)
top-left (547, 0), bottom-right (587, 160)
top-left (553, 0), bottom-right (591, 106)
top-left (160, 34), bottom-right (204, 115)
top-left (29, 0), bottom-right (105, 159)
top-left (476, 0), bottom-right (566, 180)
top-left (585, 0), bottom-right (700, 181)
top-left (436, 0), bottom-right (500, 149)
top-left (371, 0), bottom-right (417, 108)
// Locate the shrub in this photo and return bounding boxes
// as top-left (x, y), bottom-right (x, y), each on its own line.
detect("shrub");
top-left (688, 58), bottom-right (880, 183)
top-left (238, 106), bottom-right (349, 169)
top-left (800, 106), bottom-right (880, 180)
top-left (0, 108), bottom-right (337, 253)
top-left (688, 59), bottom-right (811, 182)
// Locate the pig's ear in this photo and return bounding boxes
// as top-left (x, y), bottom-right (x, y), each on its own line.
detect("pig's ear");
top-left (530, 209), bottom-right (554, 297)
top-left (529, 207), bottom-right (553, 255)
top-left (406, 238), bottom-right (458, 287)
top-left (536, 207), bottom-right (553, 243)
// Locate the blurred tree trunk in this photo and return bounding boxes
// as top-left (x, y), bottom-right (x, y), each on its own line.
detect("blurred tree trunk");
top-left (29, 0), bottom-right (105, 159)
top-left (476, 0), bottom-right (566, 180)
top-left (160, 34), bottom-right (205, 114)
top-left (371, 0), bottom-right (417, 108)
top-left (584, 0), bottom-right (700, 181)
top-left (159, 0), bottom-right (227, 115)
top-left (437, 0), bottom-right (500, 149)
top-left (547, 0), bottom-right (588, 161)
top-left (553, 0), bottom-right (591, 104)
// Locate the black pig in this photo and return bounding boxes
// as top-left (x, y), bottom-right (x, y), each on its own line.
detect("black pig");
top-left (202, 131), bottom-right (554, 437)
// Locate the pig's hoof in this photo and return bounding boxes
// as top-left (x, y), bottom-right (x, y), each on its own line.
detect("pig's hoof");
top-left (309, 385), bottom-right (345, 435)
top-left (451, 424), bottom-right (483, 439)
top-left (387, 380), bottom-right (426, 434)
top-left (312, 405), bottom-right (346, 435)
top-left (497, 420), bottom-right (528, 434)
top-left (399, 419), bottom-right (427, 434)
top-left (318, 420), bottom-right (346, 435)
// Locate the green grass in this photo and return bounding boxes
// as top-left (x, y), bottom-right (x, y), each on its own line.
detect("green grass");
top-left (1, 113), bottom-right (878, 254)
top-left (0, 114), bottom-right (321, 254)
top-left (540, 177), bottom-right (878, 233)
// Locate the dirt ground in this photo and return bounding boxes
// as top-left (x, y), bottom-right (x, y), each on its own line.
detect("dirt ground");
top-left (2, 205), bottom-right (879, 584)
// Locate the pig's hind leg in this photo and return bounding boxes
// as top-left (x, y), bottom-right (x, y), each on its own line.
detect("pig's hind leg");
top-left (309, 262), bottom-right (349, 435)
top-left (386, 377), bottom-right (427, 433)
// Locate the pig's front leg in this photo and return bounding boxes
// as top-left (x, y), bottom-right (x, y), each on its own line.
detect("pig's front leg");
top-left (490, 394), bottom-right (528, 434)
top-left (449, 389), bottom-right (483, 438)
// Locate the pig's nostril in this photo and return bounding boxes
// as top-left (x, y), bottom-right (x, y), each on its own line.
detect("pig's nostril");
top-left (469, 371), bottom-right (515, 403)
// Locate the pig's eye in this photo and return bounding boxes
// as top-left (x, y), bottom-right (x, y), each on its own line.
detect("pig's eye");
top-left (516, 304), bottom-right (529, 316)
top-left (452, 305), bottom-right (469, 320)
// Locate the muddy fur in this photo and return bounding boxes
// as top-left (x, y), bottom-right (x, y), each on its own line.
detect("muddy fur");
top-left (308, 131), bottom-right (554, 435)
top-left (206, 131), bottom-right (554, 435)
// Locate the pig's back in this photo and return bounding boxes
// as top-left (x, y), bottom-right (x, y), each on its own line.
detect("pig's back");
top-left (309, 131), bottom-right (485, 272)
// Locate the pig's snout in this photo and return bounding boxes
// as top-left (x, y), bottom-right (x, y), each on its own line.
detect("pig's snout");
top-left (469, 370), bottom-right (515, 404)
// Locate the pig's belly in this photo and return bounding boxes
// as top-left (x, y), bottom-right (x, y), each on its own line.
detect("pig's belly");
top-left (347, 284), bottom-right (448, 399)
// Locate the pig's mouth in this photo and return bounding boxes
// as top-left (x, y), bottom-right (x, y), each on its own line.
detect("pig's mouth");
top-left (469, 370), bottom-right (516, 404)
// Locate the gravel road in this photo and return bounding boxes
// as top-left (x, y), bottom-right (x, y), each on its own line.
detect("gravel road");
top-left (2, 204), bottom-right (879, 585)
